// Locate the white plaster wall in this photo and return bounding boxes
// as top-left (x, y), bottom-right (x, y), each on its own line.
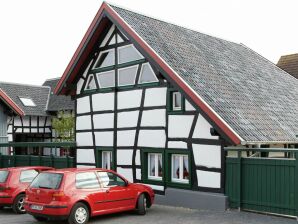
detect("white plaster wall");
top-left (93, 113), bottom-right (114, 129)
top-left (31, 117), bottom-right (38, 126)
top-left (95, 131), bottom-right (113, 146)
top-left (77, 78), bottom-right (85, 94)
top-left (77, 96), bottom-right (91, 114)
top-left (92, 92), bottom-right (114, 111)
top-left (136, 168), bottom-right (141, 180)
top-left (77, 149), bottom-right (95, 163)
top-left (135, 149), bottom-right (140, 165)
top-left (117, 90), bottom-right (142, 109)
top-left (138, 130), bottom-right (166, 148)
top-left (39, 128), bottom-right (44, 133)
top-left (23, 117), bottom-right (30, 126)
top-left (197, 170), bottom-right (221, 188)
top-left (168, 141), bottom-right (188, 149)
top-left (39, 117), bottom-right (45, 126)
top-left (168, 115), bottom-right (194, 138)
top-left (185, 100), bottom-right (196, 111)
top-left (117, 150), bottom-right (133, 165)
top-left (77, 165), bottom-right (96, 168)
top-left (117, 111), bottom-right (139, 128)
top-left (46, 117), bottom-right (51, 126)
top-left (76, 115), bottom-right (92, 130)
top-left (144, 184), bottom-right (164, 191)
top-left (117, 168), bottom-right (133, 182)
top-left (14, 117), bottom-right (22, 126)
top-left (7, 125), bottom-right (12, 133)
top-left (23, 128), bottom-right (30, 133)
top-left (31, 128), bottom-right (38, 133)
top-left (117, 130), bottom-right (136, 146)
top-left (76, 132), bottom-right (93, 146)
top-left (193, 144), bottom-right (221, 168)
top-left (144, 88), bottom-right (167, 107)
top-left (45, 128), bottom-right (51, 133)
top-left (193, 114), bottom-right (219, 139)
top-left (8, 134), bottom-right (12, 142)
top-left (141, 109), bottom-right (166, 127)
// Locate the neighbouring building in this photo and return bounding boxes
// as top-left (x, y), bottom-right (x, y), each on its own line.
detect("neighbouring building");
top-left (0, 78), bottom-right (74, 155)
top-left (277, 53), bottom-right (298, 79)
top-left (54, 2), bottom-right (298, 210)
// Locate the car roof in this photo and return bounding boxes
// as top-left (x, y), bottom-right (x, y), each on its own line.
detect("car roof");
top-left (44, 168), bottom-right (111, 174)
top-left (0, 166), bottom-right (53, 171)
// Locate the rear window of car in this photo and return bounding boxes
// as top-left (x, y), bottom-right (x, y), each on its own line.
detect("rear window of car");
top-left (76, 172), bottom-right (100, 189)
top-left (30, 173), bottom-right (63, 189)
top-left (20, 170), bottom-right (39, 183)
top-left (0, 171), bottom-right (9, 183)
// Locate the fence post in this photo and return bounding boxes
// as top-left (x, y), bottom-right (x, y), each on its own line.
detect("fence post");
top-left (295, 152), bottom-right (298, 220)
top-left (237, 150), bottom-right (242, 211)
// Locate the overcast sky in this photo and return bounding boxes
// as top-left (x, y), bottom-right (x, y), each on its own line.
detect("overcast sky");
top-left (0, 0), bottom-right (297, 85)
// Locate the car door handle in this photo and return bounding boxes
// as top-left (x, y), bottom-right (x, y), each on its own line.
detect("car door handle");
top-left (105, 189), bottom-right (110, 193)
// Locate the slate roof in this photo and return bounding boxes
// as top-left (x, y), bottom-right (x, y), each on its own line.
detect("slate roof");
top-left (42, 78), bottom-right (74, 112)
top-left (277, 53), bottom-right (298, 79)
top-left (0, 82), bottom-right (50, 116)
top-left (110, 4), bottom-right (298, 143)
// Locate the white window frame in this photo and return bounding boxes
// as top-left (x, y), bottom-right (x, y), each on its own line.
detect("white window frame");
top-left (19, 97), bottom-right (36, 107)
top-left (102, 151), bottom-right (112, 170)
top-left (93, 49), bottom-right (115, 69)
top-left (117, 44), bottom-right (144, 64)
top-left (84, 74), bottom-right (96, 90)
top-left (148, 153), bottom-right (162, 180)
top-left (96, 70), bottom-right (115, 88)
top-left (172, 92), bottom-right (182, 111)
top-left (171, 154), bottom-right (189, 184)
top-left (138, 62), bottom-right (159, 84)
top-left (117, 65), bottom-right (138, 87)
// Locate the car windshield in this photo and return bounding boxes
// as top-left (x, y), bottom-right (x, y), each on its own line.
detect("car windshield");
top-left (30, 173), bottom-right (63, 189)
top-left (0, 170), bottom-right (9, 183)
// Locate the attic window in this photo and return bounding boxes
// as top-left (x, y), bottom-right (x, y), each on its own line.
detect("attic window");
top-left (118, 45), bottom-right (144, 64)
top-left (138, 63), bottom-right (158, 84)
top-left (94, 49), bottom-right (115, 68)
top-left (19, 97), bottom-right (36, 107)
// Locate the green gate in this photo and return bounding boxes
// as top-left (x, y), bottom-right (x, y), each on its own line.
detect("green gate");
top-left (225, 148), bottom-right (298, 217)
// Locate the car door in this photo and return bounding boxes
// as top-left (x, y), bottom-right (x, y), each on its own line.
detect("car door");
top-left (97, 171), bottom-right (135, 211)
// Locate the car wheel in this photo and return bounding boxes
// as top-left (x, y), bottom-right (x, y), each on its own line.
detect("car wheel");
top-left (33, 216), bottom-right (48, 222)
top-left (12, 194), bottom-right (26, 214)
top-left (0, 206), bottom-right (4, 210)
top-left (136, 193), bottom-right (147, 215)
top-left (68, 202), bottom-right (89, 224)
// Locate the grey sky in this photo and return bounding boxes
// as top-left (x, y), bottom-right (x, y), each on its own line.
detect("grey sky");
top-left (0, 0), bottom-right (297, 85)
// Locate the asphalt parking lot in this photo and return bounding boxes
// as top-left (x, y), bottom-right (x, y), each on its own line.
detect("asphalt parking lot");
top-left (0, 205), bottom-right (296, 224)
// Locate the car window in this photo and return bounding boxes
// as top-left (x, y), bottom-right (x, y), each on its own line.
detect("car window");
top-left (20, 170), bottom-right (39, 183)
top-left (0, 170), bottom-right (9, 183)
top-left (30, 173), bottom-right (63, 189)
top-left (97, 171), bottom-right (126, 187)
top-left (76, 172), bottom-right (100, 189)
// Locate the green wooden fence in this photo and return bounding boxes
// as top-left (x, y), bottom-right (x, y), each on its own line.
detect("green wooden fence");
top-left (225, 148), bottom-right (298, 217)
top-left (0, 142), bottom-right (76, 169)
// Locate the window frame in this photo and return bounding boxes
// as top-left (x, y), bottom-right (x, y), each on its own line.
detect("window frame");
top-left (96, 147), bottom-right (114, 170)
top-left (168, 89), bottom-right (185, 113)
top-left (93, 49), bottom-right (115, 69)
top-left (117, 64), bottom-right (139, 87)
top-left (84, 74), bottom-right (97, 91)
top-left (96, 70), bottom-right (116, 89)
top-left (147, 153), bottom-right (163, 181)
top-left (19, 97), bottom-right (36, 107)
top-left (172, 92), bottom-right (182, 111)
top-left (117, 44), bottom-right (144, 65)
top-left (138, 62), bottom-right (159, 85)
top-left (102, 151), bottom-right (113, 170)
top-left (97, 171), bottom-right (127, 188)
top-left (171, 154), bottom-right (190, 184)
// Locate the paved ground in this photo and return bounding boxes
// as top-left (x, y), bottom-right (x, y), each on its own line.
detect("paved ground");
top-left (0, 205), bottom-right (296, 224)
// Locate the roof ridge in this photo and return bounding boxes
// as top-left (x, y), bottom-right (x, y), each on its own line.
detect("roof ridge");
top-left (43, 77), bottom-right (61, 82)
top-left (106, 1), bottom-right (242, 47)
top-left (0, 81), bottom-right (51, 89)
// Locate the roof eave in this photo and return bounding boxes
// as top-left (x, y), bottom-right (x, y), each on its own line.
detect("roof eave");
top-left (0, 89), bottom-right (24, 116)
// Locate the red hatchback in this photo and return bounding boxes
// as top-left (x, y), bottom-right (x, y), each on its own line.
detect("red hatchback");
top-left (25, 168), bottom-right (154, 224)
top-left (0, 166), bottom-right (53, 214)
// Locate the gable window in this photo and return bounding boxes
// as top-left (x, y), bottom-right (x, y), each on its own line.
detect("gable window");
top-left (97, 70), bottom-right (115, 88)
top-left (118, 65), bottom-right (138, 87)
top-left (102, 151), bottom-right (113, 170)
top-left (171, 154), bottom-right (189, 183)
top-left (85, 74), bottom-right (97, 90)
top-left (94, 49), bottom-right (115, 69)
top-left (138, 63), bottom-right (158, 84)
top-left (19, 97), bottom-right (36, 107)
top-left (118, 44), bottom-right (144, 64)
top-left (148, 153), bottom-right (163, 180)
top-left (172, 92), bottom-right (182, 110)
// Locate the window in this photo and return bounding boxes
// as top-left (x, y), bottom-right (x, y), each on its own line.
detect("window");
top-left (172, 92), bottom-right (182, 111)
top-left (118, 45), bottom-right (144, 64)
top-left (85, 74), bottom-right (97, 90)
top-left (108, 35), bottom-right (116, 45)
top-left (0, 171), bottom-right (9, 183)
top-left (30, 173), bottom-right (63, 189)
top-left (76, 172), bottom-right (100, 189)
top-left (118, 65), bottom-right (138, 86)
top-left (117, 34), bottom-right (124, 43)
top-left (97, 171), bottom-right (126, 187)
top-left (102, 151), bottom-right (113, 170)
top-left (20, 169), bottom-right (39, 183)
top-left (138, 63), bottom-right (158, 84)
top-left (148, 153), bottom-right (163, 180)
top-left (171, 154), bottom-right (189, 183)
top-left (19, 97), bottom-right (36, 107)
top-left (94, 49), bottom-right (115, 68)
top-left (97, 70), bottom-right (115, 88)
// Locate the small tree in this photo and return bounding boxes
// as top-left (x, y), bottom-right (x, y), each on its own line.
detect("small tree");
top-left (52, 111), bottom-right (75, 142)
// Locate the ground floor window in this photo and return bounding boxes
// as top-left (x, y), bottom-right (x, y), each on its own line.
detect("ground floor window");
top-left (171, 154), bottom-right (189, 183)
top-left (102, 151), bottom-right (113, 170)
top-left (148, 153), bottom-right (163, 180)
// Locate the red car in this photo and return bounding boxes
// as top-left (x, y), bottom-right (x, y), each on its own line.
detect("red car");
top-left (0, 166), bottom-right (53, 214)
top-left (25, 168), bottom-right (154, 224)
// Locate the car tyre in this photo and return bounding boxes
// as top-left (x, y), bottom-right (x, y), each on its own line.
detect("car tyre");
top-left (68, 202), bottom-right (89, 224)
top-left (33, 216), bottom-right (48, 222)
top-left (12, 194), bottom-right (26, 214)
top-left (136, 193), bottom-right (147, 215)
